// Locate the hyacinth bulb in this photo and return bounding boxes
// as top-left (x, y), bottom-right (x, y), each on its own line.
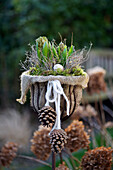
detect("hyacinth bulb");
top-left (53, 64), bottom-right (64, 72)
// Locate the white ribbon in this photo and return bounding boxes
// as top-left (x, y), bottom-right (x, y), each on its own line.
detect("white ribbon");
top-left (45, 80), bottom-right (70, 130)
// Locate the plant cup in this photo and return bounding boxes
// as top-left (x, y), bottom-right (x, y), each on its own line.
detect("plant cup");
top-left (17, 71), bottom-right (89, 120)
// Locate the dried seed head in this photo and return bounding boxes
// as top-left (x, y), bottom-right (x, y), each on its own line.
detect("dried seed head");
top-left (81, 147), bottom-right (113, 170)
top-left (55, 162), bottom-right (70, 170)
top-left (104, 121), bottom-right (113, 128)
top-left (31, 125), bottom-right (51, 160)
top-left (0, 142), bottom-right (18, 167)
top-left (38, 106), bottom-right (56, 127)
top-left (87, 66), bottom-right (106, 94)
top-left (71, 105), bottom-right (97, 120)
top-left (50, 129), bottom-right (68, 153)
top-left (65, 120), bottom-right (90, 152)
top-left (85, 104), bottom-right (97, 117)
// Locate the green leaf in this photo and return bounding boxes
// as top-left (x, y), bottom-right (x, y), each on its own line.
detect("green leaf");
top-left (62, 45), bottom-right (67, 66)
top-left (68, 45), bottom-right (74, 57)
top-left (36, 41), bottom-right (38, 54)
top-left (52, 45), bottom-right (59, 60)
top-left (38, 48), bottom-right (41, 59)
top-left (48, 42), bottom-right (52, 57)
top-left (43, 42), bottom-right (48, 58)
top-left (57, 46), bottom-right (61, 58)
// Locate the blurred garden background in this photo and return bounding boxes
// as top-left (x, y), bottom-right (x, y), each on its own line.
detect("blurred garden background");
top-left (1, 0), bottom-right (113, 107)
top-left (0, 0), bottom-right (113, 169)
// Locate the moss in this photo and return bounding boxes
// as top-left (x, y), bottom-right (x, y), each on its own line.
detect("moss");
top-left (30, 66), bottom-right (85, 76)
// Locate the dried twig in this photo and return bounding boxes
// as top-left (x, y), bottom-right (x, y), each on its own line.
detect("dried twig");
top-left (63, 149), bottom-right (81, 165)
top-left (17, 155), bottom-right (51, 167)
top-left (52, 152), bottom-right (56, 170)
top-left (63, 156), bottom-right (73, 170)
top-left (70, 157), bottom-right (77, 170)
top-left (59, 152), bottom-right (63, 164)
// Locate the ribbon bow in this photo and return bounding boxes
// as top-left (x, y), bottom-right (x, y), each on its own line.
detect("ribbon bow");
top-left (45, 80), bottom-right (69, 130)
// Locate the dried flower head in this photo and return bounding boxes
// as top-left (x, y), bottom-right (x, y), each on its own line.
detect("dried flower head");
top-left (85, 104), bottom-right (97, 117)
top-left (55, 162), bottom-right (70, 170)
top-left (81, 147), bottom-right (113, 170)
top-left (50, 129), bottom-right (68, 153)
top-left (38, 106), bottom-right (56, 127)
top-left (104, 121), bottom-right (113, 129)
top-left (31, 126), bottom-right (51, 160)
top-left (0, 142), bottom-right (18, 167)
top-left (65, 120), bottom-right (90, 152)
top-left (71, 105), bottom-right (97, 120)
top-left (87, 66), bottom-right (106, 94)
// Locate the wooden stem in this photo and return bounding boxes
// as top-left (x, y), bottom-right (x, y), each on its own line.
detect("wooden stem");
top-left (99, 96), bottom-right (106, 145)
top-left (59, 152), bottom-right (63, 164)
top-left (70, 157), bottom-right (77, 169)
top-left (52, 152), bottom-right (56, 170)
top-left (17, 155), bottom-right (51, 167)
top-left (88, 117), bottom-right (97, 148)
top-left (99, 97), bottom-right (105, 125)
top-left (63, 149), bottom-right (81, 165)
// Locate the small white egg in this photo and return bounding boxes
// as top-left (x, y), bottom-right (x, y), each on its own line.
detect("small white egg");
top-left (53, 64), bottom-right (64, 71)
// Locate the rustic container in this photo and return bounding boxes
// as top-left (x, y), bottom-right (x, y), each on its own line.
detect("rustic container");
top-left (17, 71), bottom-right (89, 120)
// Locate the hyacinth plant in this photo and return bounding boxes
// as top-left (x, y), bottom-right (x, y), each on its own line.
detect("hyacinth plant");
top-left (21, 36), bottom-right (92, 76)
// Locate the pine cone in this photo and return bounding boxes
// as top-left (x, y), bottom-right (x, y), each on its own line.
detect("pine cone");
top-left (50, 129), bottom-right (68, 153)
top-left (55, 162), bottom-right (70, 170)
top-left (0, 142), bottom-right (18, 167)
top-left (38, 106), bottom-right (56, 127)
top-left (65, 120), bottom-right (90, 152)
top-left (31, 126), bottom-right (51, 160)
top-left (81, 147), bottom-right (113, 170)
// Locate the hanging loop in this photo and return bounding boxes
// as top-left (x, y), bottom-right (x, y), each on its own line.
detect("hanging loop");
top-left (45, 80), bottom-right (69, 116)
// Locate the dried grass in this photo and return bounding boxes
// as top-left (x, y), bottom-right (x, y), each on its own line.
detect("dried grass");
top-left (0, 109), bottom-right (32, 150)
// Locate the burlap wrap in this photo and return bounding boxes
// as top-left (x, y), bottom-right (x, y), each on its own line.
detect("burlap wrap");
top-left (17, 70), bottom-right (89, 119)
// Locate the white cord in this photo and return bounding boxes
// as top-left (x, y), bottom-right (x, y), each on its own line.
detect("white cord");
top-left (45, 80), bottom-right (70, 131)
top-left (57, 93), bottom-right (61, 129)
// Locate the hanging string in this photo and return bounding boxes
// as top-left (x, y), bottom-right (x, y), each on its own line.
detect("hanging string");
top-left (45, 80), bottom-right (69, 115)
top-left (45, 80), bottom-right (70, 130)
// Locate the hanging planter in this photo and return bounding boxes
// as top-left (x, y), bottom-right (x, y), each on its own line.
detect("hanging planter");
top-left (17, 36), bottom-right (90, 154)
top-left (17, 70), bottom-right (88, 121)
